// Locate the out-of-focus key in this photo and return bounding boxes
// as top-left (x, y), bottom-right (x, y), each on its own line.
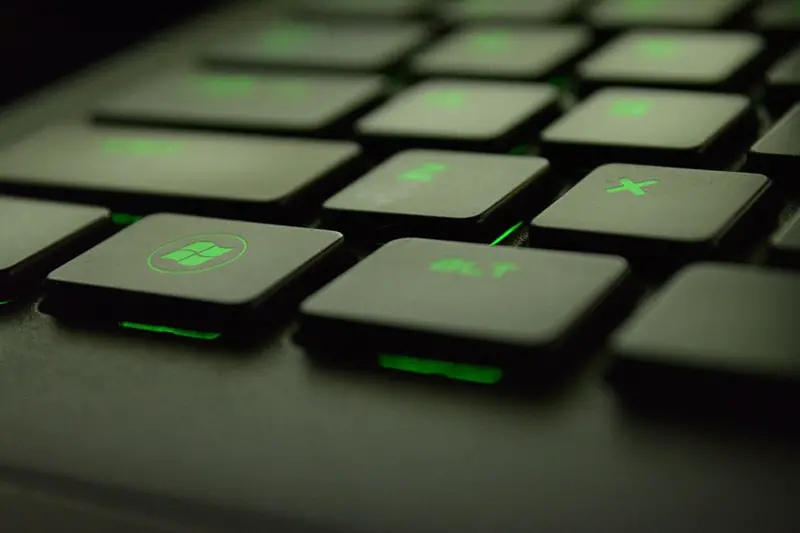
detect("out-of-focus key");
top-left (95, 70), bottom-right (385, 135)
top-left (205, 20), bottom-right (427, 72)
top-left (295, 0), bottom-right (428, 19)
top-left (413, 26), bottom-right (591, 80)
top-left (587, 0), bottom-right (750, 29)
top-left (765, 45), bottom-right (800, 116)
top-left (0, 124), bottom-right (359, 221)
top-left (442, 0), bottom-right (585, 23)
top-left (769, 210), bottom-right (800, 268)
top-left (748, 103), bottom-right (800, 190)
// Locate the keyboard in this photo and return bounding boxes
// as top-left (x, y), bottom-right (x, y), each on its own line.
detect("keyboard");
top-left (0, 1), bottom-right (798, 532)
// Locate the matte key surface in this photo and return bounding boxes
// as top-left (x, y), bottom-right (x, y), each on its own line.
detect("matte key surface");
top-left (44, 214), bottom-right (344, 330)
top-left (357, 80), bottom-right (558, 151)
top-left (0, 124), bottom-right (359, 220)
top-left (206, 20), bottom-right (426, 71)
top-left (769, 210), bottom-right (800, 268)
top-left (608, 263), bottom-right (800, 404)
top-left (754, 0), bottom-right (800, 36)
top-left (748, 103), bottom-right (800, 188)
top-left (413, 26), bottom-right (591, 80)
top-left (442, 0), bottom-right (584, 22)
top-left (765, 46), bottom-right (800, 115)
top-left (587, 0), bottom-right (749, 29)
top-left (299, 238), bottom-right (629, 366)
top-left (541, 87), bottom-right (753, 169)
top-left (0, 196), bottom-right (109, 299)
top-left (295, 0), bottom-right (427, 18)
top-left (322, 150), bottom-right (552, 242)
top-left (576, 30), bottom-right (764, 92)
top-left (530, 164), bottom-right (772, 263)
top-left (95, 71), bottom-right (385, 134)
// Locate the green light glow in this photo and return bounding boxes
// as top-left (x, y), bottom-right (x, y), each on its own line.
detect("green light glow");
top-left (606, 177), bottom-right (659, 196)
top-left (199, 75), bottom-right (256, 97)
top-left (147, 234), bottom-right (248, 275)
top-left (397, 162), bottom-right (447, 182)
top-left (429, 258), bottom-right (519, 279)
top-left (490, 221), bottom-right (523, 246)
top-left (0, 300), bottom-right (11, 306)
top-left (470, 32), bottom-right (512, 52)
top-left (119, 322), bottom-right (221, 340)
top-left (610, 99), bottom-right (652, 117)
top-left (639, 39), bottom-right (678, 57)
top-left (111, 213), bottom-right (143, 225)
top-left (426, 90), bottom-right (466, 109)
top-left (379, 354), bottom-right (503, 384)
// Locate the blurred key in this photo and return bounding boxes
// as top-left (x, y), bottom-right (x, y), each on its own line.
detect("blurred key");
top-left (95, 70), bottom-right (385, 135)
top-left (298, 238), bottom-right (629, 367)
top-left (768, 210), bottom-right (800, 268)
top-left (576, 30), bottom-right (764, 93)
top-left (43, 214), bottom-right (345, 331)
top-left (357, 80), bottom-right (558, 151)
top-left (295, 0), bottom-right (428, 19)
top-left (587, 0), bottom-right (750, 29)
top-left (608, 263), bottom-right (800, 408)
top-left (0, 124), bottom-right (359, 221)
top-left (322, 150), bottom-right (552, 242)
top-left (764, 45), bottom-right (800, 116)
top-left (0, 196), bottom-right (109, 300)
top-left (413, 26), bottom-right (591, 80)
top-left (442, 0), bottom-right (585, 23)
top-left (754, 0), bottom-right (800, 42)
top-left (748, 103), bottom-right (800, 189)
top-left (205, 20), bottom-right (427, 72)
top-left (541, 88), bottom-right (755, 171)
top-left (530, 164), bottom-right (773, 265)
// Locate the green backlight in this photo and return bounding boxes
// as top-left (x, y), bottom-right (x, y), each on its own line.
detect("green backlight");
top-left (429, 258), bottom-right (518, 279)
top-left (379, 354), bottom-right (503, 384)
top-left (397, 162), bottom-right (447, 182)
top-left (490, 221), bottom-right (523, 246)
top-left (606, 177), bottom-right (659, 196)
top-left (111, 213), bottom-right (143, 225)
top-left (426, 90), bottom-right (466, 109)
top-left (610, 99), bottom-right (652, 117)
top-left (199, 75), bottom-right (256, 97)
top-left (470, 32), bottom-right (512, 53)
top-left (0, 300), bottom-right (11, 306)
top-left (639, 39), bottom-right (678, 57)
top-left (119, 321), bottom-right (221, 340)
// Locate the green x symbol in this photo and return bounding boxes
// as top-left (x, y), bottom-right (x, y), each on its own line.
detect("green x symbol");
top-left (606, 178), bottom-right (659, 196)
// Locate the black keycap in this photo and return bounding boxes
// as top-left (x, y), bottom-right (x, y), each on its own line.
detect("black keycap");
top-left (298, 238), bottom-right (629, 368)
top-left (42, 214), bottom-right (344, 331)
top-left (412, 26), bottom-right (591, 80)
top-left (205, 20), bottom-right (427, 72)
top-left (576, 30), bottom-right (764, 93)
top-left (0, 196), bottom-right (109, 300)
top-left (765, 46), bottom-right (800, 116)
top-left (540, 88), bottom-right (755, 171)
top-left (442, 0), bottom-right (584, 23)
top-left (587, 0), bottom-right (750, 29)
top-left (0, 124), bottom-right (359, 221)
top-left (530, 164), bottom-right (773, 265)
top-left (295, 0), bottom-right (428, 18)
top-left (607, 263), bottom-right (800, 407)
top-left (769, 210), bottom-right (800, 268)
top-left (322, 150), bottom-right (552, 242)
top-left (356, 80), bottom-right (559, 151)
top-left (748, 103), bottom-right (800, 189)
top-left (95, 70), bottom-right (385, 135)
top-left (754, 0), bottom-right (800, 40)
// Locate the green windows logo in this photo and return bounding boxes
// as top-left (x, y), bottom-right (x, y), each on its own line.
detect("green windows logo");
top-left (148, 234), bottom-right (248, 274)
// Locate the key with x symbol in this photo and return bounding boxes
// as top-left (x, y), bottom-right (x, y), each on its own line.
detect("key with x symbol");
top-left (531, 163), bottom-right (775, 266)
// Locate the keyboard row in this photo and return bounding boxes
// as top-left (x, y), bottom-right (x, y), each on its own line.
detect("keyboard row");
top-left (1, 208), bottom-right (798, 397)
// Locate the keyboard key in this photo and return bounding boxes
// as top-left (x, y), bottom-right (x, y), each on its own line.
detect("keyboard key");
top-left (322, 150), bottom-right (552, 242)
top-left (608, 263), bottom-right (800, 406)
top-left (765, 45), bottom-right (800, 116)
top-left (587, 0), bottom-right (750, 29)
top-left (442, 0), bottom-right (584, 23)
top-left (748, 103), bottom-right (800, 189)
top-left (769, 210), bottom-right (800, 268)
top-left (205, 20), bottom-right (426, 72)
top-left (0, 196), bottom-right (109, 300)
top-left (754, 0), bottom-right (800, 39)
top-left (295, 0), bottom-right (428, 18)
top-left (95, 71), bottom-right (385, 135)
top-left (541, 88), bottom-right (755, 171)
top-left (298, 238), bottom-right (629, 367)
top-left (530, 164), bottom-right (773, 265)
top-left (43, 214), bottom-right (344, 331)
top-left (412, 26), bottom-right (591, 80)
top-left (0, 124), bottom-right (359, 221)
top-left (356, 80), bottom-right (558, 151)
top-left (576, 30), bottom-right (764, 93)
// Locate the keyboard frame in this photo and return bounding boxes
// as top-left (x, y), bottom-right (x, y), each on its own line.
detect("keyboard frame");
top-left (1, 1), bottom-right (798, 532)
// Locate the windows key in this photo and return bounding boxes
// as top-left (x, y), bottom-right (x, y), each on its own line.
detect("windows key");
top-left (41, 214), bottom-right (345, 333)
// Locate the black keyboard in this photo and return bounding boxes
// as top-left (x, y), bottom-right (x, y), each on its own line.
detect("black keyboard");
top-left (1, 1), bottom-right (798, 532)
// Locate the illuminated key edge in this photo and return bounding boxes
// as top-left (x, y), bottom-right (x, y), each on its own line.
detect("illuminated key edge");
top-left (119, 321), bottom-right (222, 340)
top-left (378, 354), bottom-right (503, 384)
top-left (111, 213), bottom-right (144, 225)
top-left (490, 221), bottom-right (524, 246)
top-left (0, 300), bottom-right (12, 306)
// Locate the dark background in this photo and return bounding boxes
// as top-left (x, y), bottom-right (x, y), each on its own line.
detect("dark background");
top-left (0, 2), bottom-right (219, 108)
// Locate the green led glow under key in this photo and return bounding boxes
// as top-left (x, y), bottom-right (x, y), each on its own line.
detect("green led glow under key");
top-left (379, 354), bottom-right (503, 384)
